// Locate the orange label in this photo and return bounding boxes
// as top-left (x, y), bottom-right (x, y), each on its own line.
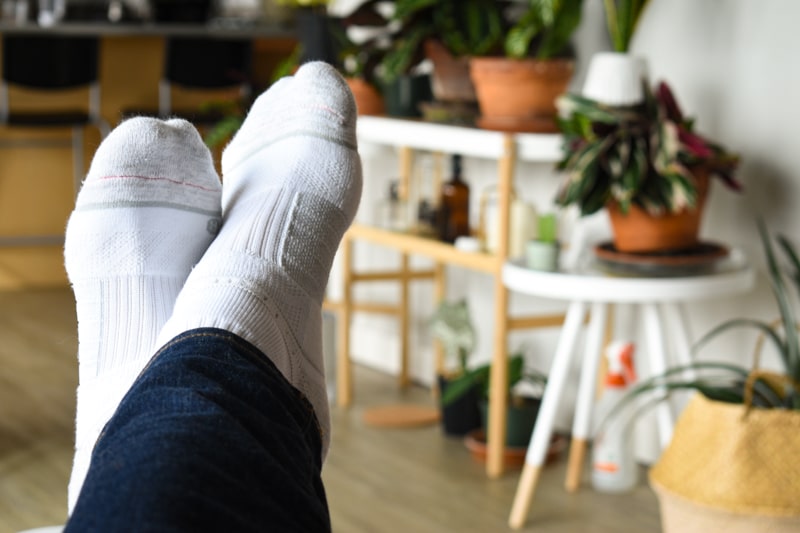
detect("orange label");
top-left (594, 462), bottom-right (619, 473)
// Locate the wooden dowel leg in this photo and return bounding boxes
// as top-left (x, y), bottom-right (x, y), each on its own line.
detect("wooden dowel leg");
top-left (565, 438), bottom-right (588, 492)
top-left (509, 463), bottom-right (542, 530)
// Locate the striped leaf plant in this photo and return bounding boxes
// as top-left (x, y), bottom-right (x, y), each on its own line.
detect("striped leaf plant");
top-left (554, 81), bottom-right (741, 217)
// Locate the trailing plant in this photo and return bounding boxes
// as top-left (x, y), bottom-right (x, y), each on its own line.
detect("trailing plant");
top-left (600, 219), bottom-right (800, 430)
top-left (555, 80), bottom-right (741, 216)
top-left (602, 0), bottom-right (651, 53)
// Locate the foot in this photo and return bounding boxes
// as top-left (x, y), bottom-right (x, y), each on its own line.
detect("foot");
top-left (64, 117), bottom-right (222, 511)
top-left (157, 62), bottom-right (362, 457)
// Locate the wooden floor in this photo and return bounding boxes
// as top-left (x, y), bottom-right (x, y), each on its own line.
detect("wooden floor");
top-left (0, 288), bottom-right (663, 533)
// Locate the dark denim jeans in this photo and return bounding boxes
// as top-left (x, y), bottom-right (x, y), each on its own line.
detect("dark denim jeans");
top-left (66, 328), bottom-right (330, 532)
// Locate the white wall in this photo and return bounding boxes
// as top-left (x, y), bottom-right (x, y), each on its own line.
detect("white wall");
top-left (327, 0), bottom-right (800, 436)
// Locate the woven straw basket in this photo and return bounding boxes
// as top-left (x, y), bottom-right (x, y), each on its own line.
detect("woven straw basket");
top-left (649, 393), bottom-right (800, 532)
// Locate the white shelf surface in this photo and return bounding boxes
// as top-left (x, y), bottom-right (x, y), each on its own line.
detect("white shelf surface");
top-left (356, 115), bottom-right (563, 163)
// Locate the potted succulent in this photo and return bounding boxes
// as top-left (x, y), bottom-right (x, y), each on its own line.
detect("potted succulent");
top-left (554, 80), bottom-right (741, 252)
top-left (468, 0), bottom-right (584, 133)
top-left (525, 213), bottom-right (560, 272)
top-left (599, 219), bottom-right (800, 531)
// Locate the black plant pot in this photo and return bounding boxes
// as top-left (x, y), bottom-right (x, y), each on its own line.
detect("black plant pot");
top-left (295, 7), bottom-right (339, 67)
top-left (438, 374), bottom-right (483, 437)
top-left (383, 74), bottom-right (433, 118)
top-left (479, 396), bottom-right (541, 448)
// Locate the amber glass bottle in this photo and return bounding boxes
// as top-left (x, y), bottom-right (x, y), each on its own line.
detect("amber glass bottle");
top-left (437, 154), bottom-right (470, 243)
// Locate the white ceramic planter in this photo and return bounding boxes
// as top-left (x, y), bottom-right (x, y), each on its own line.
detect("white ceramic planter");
top-left (582, 52), bottom-right (649, 106)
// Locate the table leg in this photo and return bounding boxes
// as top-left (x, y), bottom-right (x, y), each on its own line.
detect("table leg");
top-left (336, 234), bottom-right (353, 407)
top-left (641, 303), bottom-right (674, 447)
top-left (565, 301), bottom-right (608, 492)
top-left (509, 301), bottom-right (587, 530)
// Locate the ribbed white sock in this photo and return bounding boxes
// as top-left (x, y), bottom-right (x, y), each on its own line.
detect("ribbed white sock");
top-left (157, 62), bottom-right (362, 458)
top-left (64, 117), bottom-right (222, 512)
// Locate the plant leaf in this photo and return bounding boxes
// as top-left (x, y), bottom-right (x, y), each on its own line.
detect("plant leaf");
top-left (759, 219), bottom-right (800, 380)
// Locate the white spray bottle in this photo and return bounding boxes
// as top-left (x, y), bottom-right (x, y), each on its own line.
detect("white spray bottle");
top-left (592, 340), bottom-right (638, 493)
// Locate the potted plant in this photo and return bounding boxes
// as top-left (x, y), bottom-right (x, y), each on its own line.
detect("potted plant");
top-left (468, 0), bottom-right (584, 133)
top-left (430, 299), bottom-right (482, 436)
top-left (599, 219), bottom-right (800, 531)
top-left (525, 213), bottom-right (560, 272)
top-left (554, 80), bottom-right (741, 252)
top-left (333, 0), bottom-right (437, 117)
top-left (582, 0), bottom-right (652, 106)
top-left (441, 352), bottom-right (548, 449)
top-left (331, 3), bottom-right (392, 116)
top-left (374, 0), bottom-right (505, 122)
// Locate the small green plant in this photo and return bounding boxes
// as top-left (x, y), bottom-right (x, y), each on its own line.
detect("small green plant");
top-left (430, 299), bottom-right (477, 376)
top-left (440, 352), bottom-right (547, 406)
top-left (537, 213), bottom-right (558, 243)
top-left (373, 0), bottom-right (506, 84)
top-left (555, 80), bottom-right (741, 216)
top-left (504, 0), bottom-right (584, 60)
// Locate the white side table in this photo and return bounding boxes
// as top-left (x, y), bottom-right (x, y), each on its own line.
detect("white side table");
top-left (504, 249), bottom-right (755, 529)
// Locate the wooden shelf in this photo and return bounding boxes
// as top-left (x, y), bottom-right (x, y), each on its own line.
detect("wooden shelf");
top-left (348, 224), bottom-right (500, 273)
top-left (356, 116), bottom-right (562, 162)
top-left (333, 116), bottom-right (565, 480)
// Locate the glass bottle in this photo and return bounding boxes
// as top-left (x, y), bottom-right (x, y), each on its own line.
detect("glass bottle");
top-left (437, 154), bottom-right (470, 243)
top-left (375, 180), bottom-right (408, 231)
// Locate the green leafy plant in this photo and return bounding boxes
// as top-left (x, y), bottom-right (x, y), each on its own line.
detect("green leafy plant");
top-left (440, 353), bottom-right (548, 406)
top-left (375, 0), bottom-right (583, 83)
top-left (504, 0), bottom-right (584, 59)
top-left (430, 299), bottom-right (547, 406)
top-left (601, 219), bottom-right (800, 429)
top-left (555, 80), bottom-right (741, 216)
top-left (603, 0), bottom-right (651, 52)
top-left (369, 0), bottom-right (506, 84)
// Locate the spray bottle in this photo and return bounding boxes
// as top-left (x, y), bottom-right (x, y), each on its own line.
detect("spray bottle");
top-left (592, 340), bottom-right (638, 493)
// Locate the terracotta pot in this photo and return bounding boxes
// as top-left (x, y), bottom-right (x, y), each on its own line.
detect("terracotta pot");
top-left (345, 77), bottom-right (385, 116)
top-left (424, 39), bottom-right (476, 103)
top-left (607, 172), bottom-right (710, 253)
top-left (469, 56), bottom-right (574, 133)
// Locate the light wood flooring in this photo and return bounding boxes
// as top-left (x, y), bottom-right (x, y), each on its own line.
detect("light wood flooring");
top-left (0, 288), bottom-right (662, 532)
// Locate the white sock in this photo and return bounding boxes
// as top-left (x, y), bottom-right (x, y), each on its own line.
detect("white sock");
top-left (64, 117), bottom-right (222, 512)
top-left (157, 62), bottom-right (362, 458)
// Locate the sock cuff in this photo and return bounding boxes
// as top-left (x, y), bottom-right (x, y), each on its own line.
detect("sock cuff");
top-left (75, 175), bottom-right (222, 216)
